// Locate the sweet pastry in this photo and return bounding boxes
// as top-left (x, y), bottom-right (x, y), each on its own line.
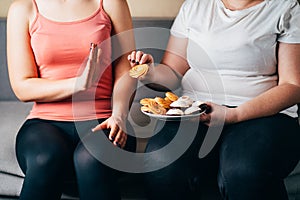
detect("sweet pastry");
top-left (129, 64), bottom-right (149, 78)
top-left (141, 105), bottom-right (151, 112)
top-left (155, 97), bottom-right (171, 109)
top-left (164, 97), bottom-right (173, 104)
top-left (177, 96), bottom-right (193, 106)
top-left (170, 100), bottom-right (190, 108)
top-left (141, 101), bottom-right (167, 115)
top-left (184, 106), bottom-right (201, 115)
top-left (140, 98), bottom-right (156, 106)
top-left (165, 92), bottom-right (179, 102)
top-left (166, 108), bottom-right (184, 116)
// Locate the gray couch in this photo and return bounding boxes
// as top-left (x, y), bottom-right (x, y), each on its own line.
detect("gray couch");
top-left (1, 17), bottom-right (300, 200)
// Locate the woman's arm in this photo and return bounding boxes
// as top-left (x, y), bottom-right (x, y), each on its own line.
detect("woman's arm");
top-left (128, 35), bottom-right (190, 91)
top-left (93, 0), bottom-right (136, 148)
top-left (205, 43), bottom-right (300, 126)
top-left (235, 43), bottom-right (300, 120)
top-left (103, 0), bottom-right (136, 120)
top-left (7, 0), bottom-right (99, 103)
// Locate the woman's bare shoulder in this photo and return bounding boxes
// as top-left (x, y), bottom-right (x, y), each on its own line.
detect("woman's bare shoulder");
top-left (8, 0), bottom-right (34, 21)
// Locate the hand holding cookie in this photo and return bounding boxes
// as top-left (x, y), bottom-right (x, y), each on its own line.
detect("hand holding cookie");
top-left (128, 51), bottom-right (154, 79)
top-left (129, 64), bottom-right (149, 78)
top-left (128, 50), bottom-right (154, 67)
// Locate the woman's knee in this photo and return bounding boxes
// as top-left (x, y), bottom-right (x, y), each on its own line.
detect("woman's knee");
top-left (217, 161), bottom-right (289, 200)
top-left (73, 142), bottom-right (117, 187)
top-left (73, 142), bottom-right (99, 171)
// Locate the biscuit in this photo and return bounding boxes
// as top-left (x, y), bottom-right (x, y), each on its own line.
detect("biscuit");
top-left (129, 64), bottom-right (149, 78)
top-left (165, 92), bottom-right (179, 102)
top-left (142, 101), bottom-right (166, 115)
top-left (140, 98), bottom-right (156, 106)
top-left (155, 97), bottom-right (171, 109)
top-left (170, 100), bottom-right (190, 108)
top-left (141, 106), bottom-right (151, 112)
top-left (184, 106), bottom-right (200, 115)
top-left (164, 97), bottom-right (173, 104)
top-left (166, 108), bottom-right (184, 116)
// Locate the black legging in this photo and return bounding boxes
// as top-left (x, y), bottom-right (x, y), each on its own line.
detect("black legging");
top-left (16, 118), bottom-right (136, 200)
top-left (144, 113), bottom-right (300, 200)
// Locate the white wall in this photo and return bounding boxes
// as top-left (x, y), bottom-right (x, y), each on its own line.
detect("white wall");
top-left (0, 0), bottom-right (184, 18)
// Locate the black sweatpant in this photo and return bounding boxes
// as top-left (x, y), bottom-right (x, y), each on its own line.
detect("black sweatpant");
top-left (16, 118), bottom-right (136, 200)
top-left (144, 113), bottom-right (300, 200)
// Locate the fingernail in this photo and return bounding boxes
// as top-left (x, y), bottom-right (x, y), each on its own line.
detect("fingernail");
top-left (90, 43), bottom-right (97, 48)
top-left (135, 61), bottom-right (140, 64)
top-left (90, 43), bottom-right (97, 52)
top-left (131, 60), bottom-right (135, 63)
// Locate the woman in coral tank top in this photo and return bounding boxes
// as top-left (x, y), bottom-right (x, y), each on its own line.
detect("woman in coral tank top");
top-left (7, 0), bottom-right (137, 199)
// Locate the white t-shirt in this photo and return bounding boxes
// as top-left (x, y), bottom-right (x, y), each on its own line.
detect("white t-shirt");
top-left (171, 0), bottom-right (300, 117)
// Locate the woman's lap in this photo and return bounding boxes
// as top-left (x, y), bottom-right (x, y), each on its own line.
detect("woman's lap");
top-left (144, 113), bottom-right (300, 199)
top-left (219, 113), bottom-right (300, 180)
top-left (217, 114), bottom-right (300, 199)
top-left (16, 119), bottom-right (76, 200)
top-left (16, 118), bottom-right (136, 200)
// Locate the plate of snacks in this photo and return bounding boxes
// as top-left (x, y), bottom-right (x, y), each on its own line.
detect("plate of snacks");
top-left (140, 92), bottom-right (209, 121)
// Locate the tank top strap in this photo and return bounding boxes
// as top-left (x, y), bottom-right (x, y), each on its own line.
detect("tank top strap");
top-left (99, 0), bottom-right (104, 11)
top-left (32, 0), bottom-right (39, 14)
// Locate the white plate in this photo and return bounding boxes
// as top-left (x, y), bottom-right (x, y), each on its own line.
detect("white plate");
top-left (141, 110), bottom-right (205, 121)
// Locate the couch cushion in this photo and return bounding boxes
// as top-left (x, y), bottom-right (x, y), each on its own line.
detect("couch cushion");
top-left (0, 101), bottom-right (32, 177)
top-left (0, 173), bottom-right (23, 197)
top-left (0, 101), bottom-right (33, 197)
top-left (0, 18), bottom-right (17, 101)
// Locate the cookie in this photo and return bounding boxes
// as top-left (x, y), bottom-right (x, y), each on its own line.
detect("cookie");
top-left (170, 100), bottom-right (190, 108)
top-left (142, 101), bottom-right (166, 115)
top-left (165, 92), bottom-right (179, 102)
top-left (155, 97), bottom-right (171, 109)
top-left (184, 106), bottom-right (201, 115)
top-left (166, 108), bottom-right (184, 116)
top-left (129, 64), bottom-right (149, 78)
top-left (177, 96), bottom-right (193, 106)
top-left (140, 98), bottom-right (156, 106)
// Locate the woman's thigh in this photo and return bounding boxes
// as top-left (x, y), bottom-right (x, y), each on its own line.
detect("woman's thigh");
top-left (219, 114), bottom-right (300, 180)
top-left (217, 114), bottom-right (300, 200)
top-left (16, 119), bottom-right (76, 174)
top-left (15, 119), bottom-right (77, 199)
top-left (144, 120), bottom-right (220, 199)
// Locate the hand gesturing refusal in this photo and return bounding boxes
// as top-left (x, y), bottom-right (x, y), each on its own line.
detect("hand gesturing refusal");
top-left (76, 43), bottom-right (102, 92)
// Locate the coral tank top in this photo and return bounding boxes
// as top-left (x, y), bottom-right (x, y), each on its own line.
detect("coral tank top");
top-left (28, 0), bottom-right (113, 121)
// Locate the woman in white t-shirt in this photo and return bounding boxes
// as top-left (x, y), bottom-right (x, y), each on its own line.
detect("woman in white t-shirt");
top-left (129, 0), bottom-right (300, 199)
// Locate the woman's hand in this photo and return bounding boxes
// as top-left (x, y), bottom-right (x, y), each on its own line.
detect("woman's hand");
top-left (92, 116), bottom-right (128, 148)
top-left (128, 50), bottom-right (154, 67)
top-left (127, 51), bottom-right (155, 81)
top-left (76, 44), bottom-right (102, 92)
top-left (199, 102), bottom-right (238, 126)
